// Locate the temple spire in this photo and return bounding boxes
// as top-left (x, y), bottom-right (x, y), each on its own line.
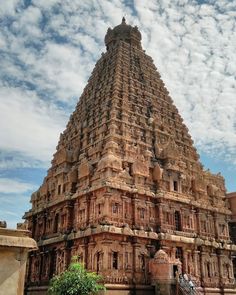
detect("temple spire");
top-left (122, 16), bottom-right (126, 24)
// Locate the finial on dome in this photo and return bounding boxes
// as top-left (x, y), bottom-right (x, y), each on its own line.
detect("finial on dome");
top-left (104, 17), bottom-right (142, 50)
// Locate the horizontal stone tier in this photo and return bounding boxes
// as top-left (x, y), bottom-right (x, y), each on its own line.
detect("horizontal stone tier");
top-left (24, 184), bottom-right (231, 218)
top-left (36, 225), bottom-right (236, 252)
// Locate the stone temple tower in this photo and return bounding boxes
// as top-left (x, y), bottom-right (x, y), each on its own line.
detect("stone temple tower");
top-left (24, 19), bottom-right (236, 295)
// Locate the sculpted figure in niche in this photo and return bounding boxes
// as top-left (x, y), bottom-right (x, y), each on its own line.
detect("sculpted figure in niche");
top-left (180, 174), bottom-right (191, 194)
top-left (132, 153), bottom-right (149, 177)
top-left (207, 184), bottom-right (221, 198)
top-left (153, 162), bottom-right (163, 189)
top-left (119, 162), bottom-right (132, 179)
top-left (162, 139), bottom-right (179, 160)
top-left (165, 159), bottom-right (177, 171)
top-left (154, 140), bottom-right (162, 159)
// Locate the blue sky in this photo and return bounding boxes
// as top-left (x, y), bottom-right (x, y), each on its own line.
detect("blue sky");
top-left (0, 0), bottom-right (236, 228)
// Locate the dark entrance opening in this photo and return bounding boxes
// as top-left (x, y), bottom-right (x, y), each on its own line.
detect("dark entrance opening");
top-left (53, 213), bottom-right (59, 233)
top-left (175, 211), bottom-right (182, 231)
top-left (173, 265), bottom-right (178, 277)
top-left (112, 251), bottom-right (118, 269)
top-left (49, 249), bottom-right (56, 279)
top-left (173, 181), bottom-right (178, 192)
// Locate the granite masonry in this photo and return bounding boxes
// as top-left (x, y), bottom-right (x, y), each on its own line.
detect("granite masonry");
top-left (24, 19), bottom-right (236, 295)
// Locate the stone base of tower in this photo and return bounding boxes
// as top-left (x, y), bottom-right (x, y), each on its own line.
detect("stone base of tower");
top-left (25, 284), bottom-right (155, 295)
top-left (25, 285), bottom-right (236, 295)
top-left (24, 228), bottom-right (236, 295)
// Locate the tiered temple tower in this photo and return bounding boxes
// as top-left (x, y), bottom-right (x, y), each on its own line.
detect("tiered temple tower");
top-left (24, 18), bottom-right (236, 295)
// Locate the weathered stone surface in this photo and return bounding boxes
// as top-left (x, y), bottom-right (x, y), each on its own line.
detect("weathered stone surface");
top-left (0, 227), bottom-right (37, 295)
top-left (24, 18), bottom-right (236, 295)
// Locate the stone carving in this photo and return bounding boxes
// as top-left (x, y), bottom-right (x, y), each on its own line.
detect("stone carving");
top-left (162, 139), bottom-right (180, 160)
top-left (132, 155), bottom-right (149, 177)
top-left (97, 151), bottom-right (122, 172)
top-left (78, 159), bottom-right (91, 179)
top-left (153, 162), bottom-right (163, 182)
top-left (68, 168), bottom-right (78, 182)
top-left (207, 183), bottom-right (221, 198)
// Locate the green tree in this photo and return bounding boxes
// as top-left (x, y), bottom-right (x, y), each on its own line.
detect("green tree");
top-left (47, 259), bottom-right (105, 295)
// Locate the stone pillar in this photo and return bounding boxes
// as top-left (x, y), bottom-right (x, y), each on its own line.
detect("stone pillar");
top-left (103, 193), bottom-right (111, 219)
top-left (39, 251), bottom-right (43, 281)
top-left (146, 201), bottom-right (151, 223)
top-left (171, 247), bottom-right (176, 262)
top-left (195, 209), bottom-right (201, 235)
top-left (158, 201), bottom-right (164, 230)
top-left (86, 194), bottom-right (91, 226)
top-left (101, 241), bottom-right (110, 270)
top-left (122, 196), bottom-right (126, 222)
top-left (132, 196), bottom-right (138, 227)
top-left (121, 242), bottom-right (126, 271)
top-left (199, 248), bottom-right (206, 286)
top-left (183, 249), bottom-right (188, 274)
top-left (64, 246), bottom-right (71, 269)
top-left (0, 226), bottom-right (37, 295)
top-left (193, 249), bottom-right (200, 277)
top-left (87, 241), bottom-right (96, 271)
top-left (132, 242), bottom-right (140, 283)
top-left (217, 250), bottom-right (224, 288)
top-left (74, 199), bottom-right (79, 229)
top-left (89, 195), bottom-right (96, 223)
top-left (65, 202), bottom-right (73, 231)
top-left (213, 212), bottom-right (219, 239)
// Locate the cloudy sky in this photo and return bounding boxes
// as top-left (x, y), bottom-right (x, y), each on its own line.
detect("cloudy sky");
top-left (0, 0), bottom-right (235, 228)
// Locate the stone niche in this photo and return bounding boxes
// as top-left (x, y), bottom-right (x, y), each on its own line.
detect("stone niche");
top-left (0, 223), bottom-right (37, 295)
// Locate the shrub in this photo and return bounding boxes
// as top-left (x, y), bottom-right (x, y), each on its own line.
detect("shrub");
top-left (48, 260), bottom-right (105, 295)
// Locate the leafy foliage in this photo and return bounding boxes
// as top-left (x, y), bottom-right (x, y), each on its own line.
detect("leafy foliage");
top-left (47, 259), bottom-right (105, 295)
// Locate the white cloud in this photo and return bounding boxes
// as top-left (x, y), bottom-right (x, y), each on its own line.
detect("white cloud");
top-left (0, 0), bottom-right (235, 169)
top-left (31, 0), bottom-right (58, 10)
top-left (0, 86), bottom-right (67, 162)
top-left (0, 0), bottom-right (236, 227)
top-left (0, 0), bottom-right (18, 16)
top-left (0, 154), bottom-right (43, 169)
top-left (0, 178), bottom-right (36, 194)
top-left (135, 0), bottom-right (236, 162)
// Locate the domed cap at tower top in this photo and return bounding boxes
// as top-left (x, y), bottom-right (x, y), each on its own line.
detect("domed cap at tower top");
top-left (105, 17), bottom-right (142, 50)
